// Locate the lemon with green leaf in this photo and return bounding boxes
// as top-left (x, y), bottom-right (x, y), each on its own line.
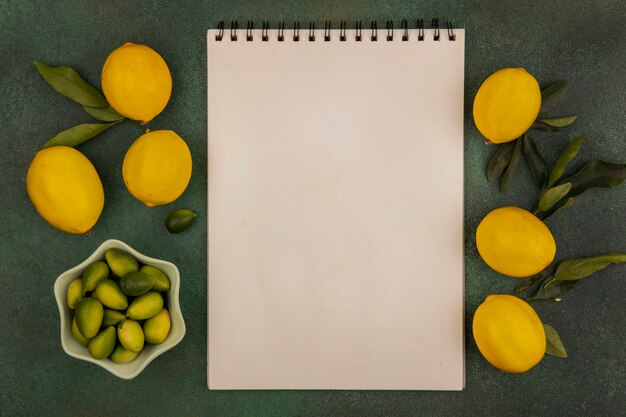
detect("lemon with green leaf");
top-left (473, 295), bottom-right (546, 373)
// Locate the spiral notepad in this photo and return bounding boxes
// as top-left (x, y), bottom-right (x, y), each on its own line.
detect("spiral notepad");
top-left (208, 20), bottom-right (465, 390)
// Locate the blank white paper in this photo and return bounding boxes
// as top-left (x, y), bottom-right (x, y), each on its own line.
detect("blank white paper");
top-left (208, 28), bottom-right (465, 390)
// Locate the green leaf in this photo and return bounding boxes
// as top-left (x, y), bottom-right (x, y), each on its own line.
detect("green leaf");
top-left (83, 105), bottom-right (124, 122)
top-left (539, 116), bottom-right (577, 128)
top-left (540, 80), bottom-right (569, 114)
top-left (500, 138), bottom-right (523, 192)
top-left (558, 160), bottom-right (626, 198)
top-left (515, 268), bottom-right (551, 293)
top-left (541, 197), bottom-right (576, 220)
top-left (42, 121), bottom-right (122, 148)
top-left (487, 142), bottom-right (516, 182)
top-left (547, 132), bottom-right (591, 187)
top-left (529, 278), bottom-right (578, 301)
top-left (532, 116), bottom-right (578, 131)
top-left (34, 62), bottom-right (109, 108)
top-left (543, 323), bottom-right (567, 358)
top-left (523, 136), bottom-right (548, 187)
top-left (538, 183), bottom-right (572, 212)
top-left (554, 252), bottom-right (626, 281)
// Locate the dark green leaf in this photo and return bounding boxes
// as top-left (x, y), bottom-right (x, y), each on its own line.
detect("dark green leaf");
top-left (500, 138), bottom-right (523, 192)
top-left (558, 160), bottom-right (626, 198)
top-left (538, 183), bottom-right (571, 212)
top-left (487, 142), bottom-right (516, 182)
top-left (532, 122), bottom-right (562, 131)
top-left (542, 197), bottom-right (576, 220)
top-left (532, 116), bottom-right (578, 131)
top-left (83, 105), bottom-right (124, 122)
top-left (165, 209), bottom-right (198, 234)
top-left (530, 121), bottom-right (548, 130)
top-left (540, 80), bottom-right (569, 114)
top-left (547, 132), bottom-right (591, 187)
top-left (554, 252), bottom-right (626, 281)
top-left (523, 136), bottom-right (548, 187)
top-left (543, 323), bottom-right (567, 358)
top-left (42, 121), bottom-right (121, 148)
top-left (34, 62), bottom-right (108, 108)
top-left (554, 197), bottom-right (575, 214)
top-left (529, 278), bottom-right (578, 301)
top-left (539, 116), bottom-right (577, 128)
top-left (515, 268), bottom-right (551, 293)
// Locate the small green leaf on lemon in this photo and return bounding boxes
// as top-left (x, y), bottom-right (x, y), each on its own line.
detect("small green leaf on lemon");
top-left (540, 80), bottom-right (569, 114)
top-left (543, 323), bottom-right (567, 358)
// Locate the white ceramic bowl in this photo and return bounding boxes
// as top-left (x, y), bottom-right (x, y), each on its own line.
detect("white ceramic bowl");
top-left (54, 239), bottom-right (186, 379)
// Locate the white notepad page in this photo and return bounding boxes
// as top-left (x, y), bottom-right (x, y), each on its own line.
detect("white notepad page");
top-left (208, 28), bottom-right (465, 390)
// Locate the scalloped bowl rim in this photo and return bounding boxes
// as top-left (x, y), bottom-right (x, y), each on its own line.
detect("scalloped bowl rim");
top-left (54, 239), bottom-right (186, 379)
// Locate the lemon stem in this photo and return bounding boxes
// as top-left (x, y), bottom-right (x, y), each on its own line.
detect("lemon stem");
top-left (119, 312), bottom-right (128, 328)
top-left (127, 119), bottom-right (150, 134)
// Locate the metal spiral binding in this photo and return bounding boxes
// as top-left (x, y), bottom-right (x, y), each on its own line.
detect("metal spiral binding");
top-left (294, 21), bottom-right (300, 41)
top-left (262, 21), bottom-right (269, 41)
top-left (246, 21), bottom-right (253, 41)
top-left (386, 20), bottom-right (393, 41)
top-left (216, 21), bottom-right (224, 40)
top-left (447, 21), bottom-right (456, 41)
top-left (324, 20), bottom-right (331, 41)
top-left (230, 21), bottom-right (238, 41)
top-left (214, 20), bottom-right (456, 42)
top-left (432, 18), bottom-right (440, 41)
top-left (278, 21), bottom-right (285, 41)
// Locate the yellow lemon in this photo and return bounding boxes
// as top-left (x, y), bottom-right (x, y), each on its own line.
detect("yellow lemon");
top-left (473, 68), bottom-right (541, 144)
top-left (476, 206), bottom-right (556, 278)
top-left (101, 42), bottom-right (172, 123)
top-left (122, 130), bottom-right (192, 207)
top-left (26, 146), bottom-right (104, 234)
top-left (473, 295), bottom-right (545, 373)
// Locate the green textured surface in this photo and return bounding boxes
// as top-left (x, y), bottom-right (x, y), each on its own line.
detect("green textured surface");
top-left (1, 0), bottom-right (625, 416)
